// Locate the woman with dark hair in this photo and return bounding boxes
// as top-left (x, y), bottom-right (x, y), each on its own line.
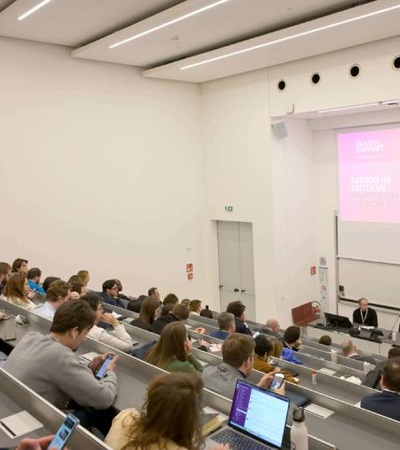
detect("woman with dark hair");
top-left (0, 274), bottom-right (35, 310)
top-left (282, 326), bottom-right (303, 365)
top-left (254, 335), bottom-right (298, 384)
top-left (145, 322), bottom-right (203, 373)
top-left (105, 372), bottom-right (228, 450)
top-left (163, 293), bottom-right (179, 306)
top-left (130, 297), bottom-right (161, 331)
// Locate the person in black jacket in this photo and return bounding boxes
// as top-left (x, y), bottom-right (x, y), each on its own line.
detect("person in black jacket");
top-left (226, 301), bottom-right (252, 335)
top-left (361, 357), bottom-right (400, 421)
top-left (363, 347), bottom-right (400, 389)
top-left (353, 298), bottom-right (378, 327)
top-left (151, 303), bottom-right (189, 335)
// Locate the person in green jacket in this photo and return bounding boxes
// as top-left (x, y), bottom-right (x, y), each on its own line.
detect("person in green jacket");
top-left (145, 322), bottom-right (203, 373)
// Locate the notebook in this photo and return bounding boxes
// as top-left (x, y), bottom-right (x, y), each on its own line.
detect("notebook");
top-left (208, 379), bottom-right (290, 449)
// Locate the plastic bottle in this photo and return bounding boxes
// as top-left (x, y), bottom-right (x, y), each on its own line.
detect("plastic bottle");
top-left (330, 349), bottom-right (338, 364)
top-left (311, 370), bottom-right (317, 386)
top-left (392, 331), bottom-right (398, 343)
top-left (291, 408), bottom-right (309, 450)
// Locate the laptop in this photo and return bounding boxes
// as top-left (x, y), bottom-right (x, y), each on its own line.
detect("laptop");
top-left (208, 379), bottom-right (290, 450)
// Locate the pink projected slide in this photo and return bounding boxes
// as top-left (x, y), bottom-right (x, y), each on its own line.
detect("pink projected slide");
top-left (338, 128), bottom-right (400, 223)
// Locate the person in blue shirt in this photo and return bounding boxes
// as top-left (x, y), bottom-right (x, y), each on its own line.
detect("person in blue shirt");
top-left (27, 267), bottom-right (46, 295)
top-left (33, 280), bottom-right (71, 320)
top-left (210, 312), bottom-right (236, 341)
top-left (282, 326), bottom-right (303, 365)
top-left (98, 279), bottom-right (126, 308)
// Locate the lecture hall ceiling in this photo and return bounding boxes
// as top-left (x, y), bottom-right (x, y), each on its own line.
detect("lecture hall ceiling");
top-left (0, 0), bottom-right (399, 82)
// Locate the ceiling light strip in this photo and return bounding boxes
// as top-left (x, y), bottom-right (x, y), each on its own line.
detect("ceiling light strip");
top-left (180, 3), bottom-right (400, 70)
top-left (18, 0), bottom-right (55, 21)
top-left (318, 103), bottom-right (380, 114)
top-left (109, 0), bottom-right (230, 49)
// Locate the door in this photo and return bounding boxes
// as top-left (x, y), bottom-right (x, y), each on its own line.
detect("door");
top-left (217, 221), bottom-right (256, 320)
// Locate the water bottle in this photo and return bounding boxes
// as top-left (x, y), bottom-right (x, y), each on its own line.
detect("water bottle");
top-left (291, 408), bottom-right (309, 450)
top-left (392, 331), bottom-right (398, 343)
top-left (311, 370), bottom-right (317, 387)
top-left (331, 349), bottom-right (338, 364)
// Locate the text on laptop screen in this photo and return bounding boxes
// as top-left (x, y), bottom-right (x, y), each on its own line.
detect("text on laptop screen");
top-left (230, 381), bottom-right (289, 448)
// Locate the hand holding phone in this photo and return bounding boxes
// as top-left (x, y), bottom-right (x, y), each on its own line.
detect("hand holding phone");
top-left (270, 373), bottom-right (285, 391)
top-left (46, 414), bottom-right (79, 450)
top-left (95, 354), bottom-right (116, 379)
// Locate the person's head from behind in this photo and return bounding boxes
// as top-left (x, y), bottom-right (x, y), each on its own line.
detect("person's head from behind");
top-left (70, 281), bottom-right (84, 299)
top-left (12, 258), bottom-right (28, 275)
top-left (139, 296), bottom-right (162, 325)
top-left (50, 300), bottom-right (95, 351)
top-left (163, 293), bottom-right (179, 306)
top-left (222, 333), bottom-right (255, 377)
top-left (226, 300), bottom-right (246, 322)
top-left (160, 303), bottom-right (174, 316)
top-left (0, 262), bottom-right (12, 285)
top-left (3, 274), bottom-right (26, 300)
top-left (77, 270), bottom-right (90, 286)
top-left (128, 372), bottom-right (203, 450)
top-left (341, 339), bottom-right (356, 357)
top-left (115, 279), bottom-right (123, 293)
top-left (145, 322), bottom-right (191, 369)
top-left (102, 279), bottom-right (118, 298)
top-left (358, 297), bottom-right (369, 312)
top-left (42, 276), bottom-right (60, 293)
top-left (148, 287), bottom-right (160, 300)
top-left (318, 335), bottom-right (332, 346)
top-left (388, 346), bottom-right (400, 359)
top-left (270, 337), bottom-right (284, 358)
top-left (266, 318), bottom-right (280, 333)
top-left (200, 308), bottom-right (213, 319)
top-left (254, 334), bottom-right (274, 360)
top-left (218, 312), bottom-right (236, 333)
top-left (27, 267), bottom-right (41, 283)
top-left (46, 280), bottom-right (71, 307)
top-left (181, 298), bottom-right (190, 307)
top-left (380, 357), bottom-right (400, 392)
top-left (81, 292), bottom-right (104, 324)
top-left (189, 299), bottom-right (202, 314)
top-left (283, 326), bottom-right (301, 349)
top-left (172, 303), bottom-right (190, 321)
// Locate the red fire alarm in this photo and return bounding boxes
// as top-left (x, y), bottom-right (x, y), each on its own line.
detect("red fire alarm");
top-left (310, 266), bottom-right (316, 276)
top-left (186, 263), bottom-right (193, 273)
top-left (187, 273), bottom-right (193, 280)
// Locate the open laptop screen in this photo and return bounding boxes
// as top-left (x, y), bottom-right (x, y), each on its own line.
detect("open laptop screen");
top-left (229, 380), bottom-right (290, 449)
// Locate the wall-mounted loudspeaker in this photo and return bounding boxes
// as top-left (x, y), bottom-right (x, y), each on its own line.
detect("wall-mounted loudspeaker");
top-left (271, 121), bottom-right (288, 139)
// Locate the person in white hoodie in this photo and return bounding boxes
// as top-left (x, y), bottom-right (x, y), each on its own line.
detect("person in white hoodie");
top-left (83, 292), bottom-right (134, 353)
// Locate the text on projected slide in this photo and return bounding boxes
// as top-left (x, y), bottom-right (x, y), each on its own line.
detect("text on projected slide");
top-left (338, 128), bottom-right (400, 223)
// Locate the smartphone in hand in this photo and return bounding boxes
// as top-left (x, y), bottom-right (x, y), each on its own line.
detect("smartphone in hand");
top-left (47, 413), bottom-right (79, 450)
top-left (270, 373), bottom-right (285, 391)
top-left (95, 354), bottom-right (114, 379)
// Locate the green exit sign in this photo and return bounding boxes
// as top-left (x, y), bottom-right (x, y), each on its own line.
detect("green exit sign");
top-left (225, 206), bottom-right (234, 212)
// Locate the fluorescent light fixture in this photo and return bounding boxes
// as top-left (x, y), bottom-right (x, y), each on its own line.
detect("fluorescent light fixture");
top-left (18, 0), bottom-right (55, 21)
top-left (180, 3), bottom-right (400, 70)
top-left (109, 0), bottom-right (229, 49)
top-left (318, 103), bottom-right (380, 114)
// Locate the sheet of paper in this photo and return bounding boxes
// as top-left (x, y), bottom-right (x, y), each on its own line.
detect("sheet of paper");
top-left (319, 367), bottom-right (336, 376)
top-left (305, 403), bottom-right (335, 419)
top-left (0, 411), bottom-right (43, 439)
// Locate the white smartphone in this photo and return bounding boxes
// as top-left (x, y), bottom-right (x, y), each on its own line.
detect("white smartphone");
top-left (270, 373), bottom-right (285, 391)
top-left (47, 413), bottom-right (79, 450)
top-left (95, 354), bottom-right (114, 379)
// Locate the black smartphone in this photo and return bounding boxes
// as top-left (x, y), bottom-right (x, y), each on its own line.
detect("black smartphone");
top-left (46, 413), bottom-right (79, 450)
top-left (95, 354), bottom-right (114, 379)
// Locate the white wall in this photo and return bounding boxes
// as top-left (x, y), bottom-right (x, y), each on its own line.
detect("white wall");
top-left (0, 37), bottom-right (207, 299)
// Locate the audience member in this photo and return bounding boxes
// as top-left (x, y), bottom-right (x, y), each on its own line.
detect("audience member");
top-left (105, 373), bottom-right (227, 450)
top-left (113, 279), bottom-right (130, 302)
top-left (33, 280), bottom-right (71, 320)
top-left (145, 322), bottom-right (203, 373)
top-left (27, 268), bottom-right (45, 295)
top-left (160, 303), bottom-right (174, 316)
top-left (261, 318), bottom-right (281, 339)
top-left (83, 293), bottom-right (133, 353)
top-left (163, 293), bottom-right (179, 306)
top-left (99, 279), bottom-right (125, 308)
top-left (226, 300), bottom-right (252, 335)
top-left (0, 274), bottom-right (36, 310)
top-left (318, 335), bottom-right (332, 346)
top-left (361, 357), bottom-right (400, 421)
top-left (70, 281), bottom-right (85, 299)
top-left (42, 276), bottom-right (60, 292)
top-left (77, 270), bottom-right (90, 287)
top-left (151, 303), bottom-right (189, 335)
top-left (12, 258), bottom-right (29, 275)
top-left (200, 308), bottom-right (213, 319)
top-left (282, 326), bottom-right (303, 365)
top-left (341, 339), bottom-right (376, 365)
top-left (202, 333), bottom-right (280, 399)
top-left (0, 262), bottom-right (11, 295)
top-left (127, 294), bottom-right (147, 313)
top-left (130, 296), bottom-right (161, 331)
top-left (189, 299), bottom-right (202, 315)
top-left (363, 347), bottom-right (400, 389)
top-left (5, 300), bottom-right (118, 435)
top-left (353, 297), bottom-right (378, 328)
top-left (148, 287), bottom-right (161, 300)
top-left (180, 298), bottom-right (190, 307)
top-left (253, 334), bottom-right (298, 383)
top-left (210, 312), bottom-right (236, 341)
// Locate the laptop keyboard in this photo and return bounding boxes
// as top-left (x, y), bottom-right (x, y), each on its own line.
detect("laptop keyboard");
top-left (212, 428), bottom-right (272, 450)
